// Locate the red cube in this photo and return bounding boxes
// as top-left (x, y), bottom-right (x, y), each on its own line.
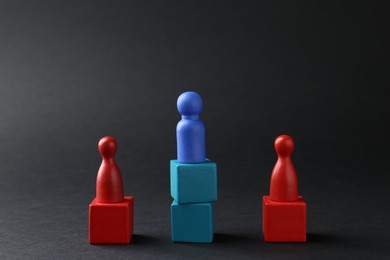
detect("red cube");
top-left (89, 196), bottom-right (134, 244)
top-left (263, 196), bottom-right (306, 242)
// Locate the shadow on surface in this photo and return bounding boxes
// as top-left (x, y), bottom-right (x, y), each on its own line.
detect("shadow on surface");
top-left (131, 234), bottom-right (160, 245)
top-left (214, 233), bottom-right (256, 244)
top-left (307, 233), bottom-right (346, 243)
top-left (90, 234), bottom-right (159, 248)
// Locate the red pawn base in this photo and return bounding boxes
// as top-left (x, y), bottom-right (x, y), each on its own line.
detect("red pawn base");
top-left (262, 196), bottom-right (306, 242)
top-left (89, 196), bottom-right (134, 244)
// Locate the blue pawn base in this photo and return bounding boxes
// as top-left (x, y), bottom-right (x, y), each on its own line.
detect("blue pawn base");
top-left (170, 159), bottom-right (217, 204)
top-left (171, 201), bottom-right (214, 243)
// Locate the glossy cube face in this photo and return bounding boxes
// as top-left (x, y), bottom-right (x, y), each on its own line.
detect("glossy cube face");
top-left (171, 201), bottom-right (214, 243)
top-left (89, 196), bottom-right (134, 244)
top-left (263, 196), bottom-right (306, 242)
top-left (170, 160), bottom-right (217, 204)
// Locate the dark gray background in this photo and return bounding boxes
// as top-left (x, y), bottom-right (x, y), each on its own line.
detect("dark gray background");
top-left (0, 1), bottom-right (389, 259)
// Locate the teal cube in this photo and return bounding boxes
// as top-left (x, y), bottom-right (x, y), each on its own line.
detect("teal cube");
top-left (171, 200), bottom-right (214, 243)
top-left (170, 159), bottom-right (217, 204)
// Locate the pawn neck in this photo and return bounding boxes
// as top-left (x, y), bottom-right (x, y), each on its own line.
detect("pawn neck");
top-left (182, 115), bottom-right (199, 120)
top-left (102, 157), bottom-right (116, 163)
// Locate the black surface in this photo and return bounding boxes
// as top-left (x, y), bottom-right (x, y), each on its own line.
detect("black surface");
top-left (0, 1), bottom-right (389, 259)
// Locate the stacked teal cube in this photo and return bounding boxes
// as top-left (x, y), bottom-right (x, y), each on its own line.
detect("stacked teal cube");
top-left (170, 159), bottom-right (217, 243)
top-left (170, 160), bottom-right (217, 204)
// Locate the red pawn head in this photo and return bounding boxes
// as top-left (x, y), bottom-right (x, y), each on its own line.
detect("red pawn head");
top-left (96, 136), bottom-right (124, 203)
top-left (269, 135), bottom-right (299, 202)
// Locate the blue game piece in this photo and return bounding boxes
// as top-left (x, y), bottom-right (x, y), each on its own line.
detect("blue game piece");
top-left (176, 91), bottom-right (206, 163)
top-left (171, 200), bottom-right (214, 243)
top-left (170, 159), bottom-right (217, 204)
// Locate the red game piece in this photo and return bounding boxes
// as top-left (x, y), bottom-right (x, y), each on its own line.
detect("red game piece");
top-left (263, 135), bottom-right (306, 242)
top-left (89, 136), bottom-right (134, 244)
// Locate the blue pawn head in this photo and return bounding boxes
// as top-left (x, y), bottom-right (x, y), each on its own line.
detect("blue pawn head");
top-left (177, 91), bottom-right (203, 117)
top-left (176, 91), bottom-right (206, 163)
